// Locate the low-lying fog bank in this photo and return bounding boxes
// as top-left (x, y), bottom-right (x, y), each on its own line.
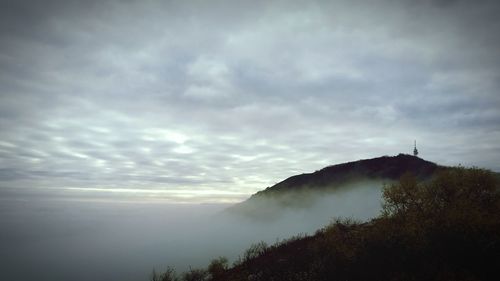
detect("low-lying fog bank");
top-left (0, 184), bottom-right (384, 281)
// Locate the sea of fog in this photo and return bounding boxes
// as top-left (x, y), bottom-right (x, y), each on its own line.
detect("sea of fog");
top-left (0, 185), bottom-right (383, 281)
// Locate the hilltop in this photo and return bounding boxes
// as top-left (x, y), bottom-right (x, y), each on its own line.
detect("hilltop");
top-left (257, 153), bottom-right (438, 193)
top-left (226, 154), bottom-right (440, 218)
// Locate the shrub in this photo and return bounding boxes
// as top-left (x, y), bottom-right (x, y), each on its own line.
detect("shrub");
top-left (150, 267), bottom-right (177, 281)
top-left (207, 257), bottom-right (228, 279)
top-left (243, 241), bottom-right (268, 262)
top-left (181, 267), bottom-right (208, 281)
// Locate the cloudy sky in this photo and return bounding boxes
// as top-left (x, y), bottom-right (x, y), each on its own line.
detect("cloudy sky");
top-left (1, 0), bottom-right (499, 203)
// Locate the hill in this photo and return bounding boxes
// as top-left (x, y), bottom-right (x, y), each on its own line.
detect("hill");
top-left (226, 154), bottom-right (440, 218)
top-left (151, 166), bottom-right (500, 281)
top-left (257, 153), bottom-right (438, 193)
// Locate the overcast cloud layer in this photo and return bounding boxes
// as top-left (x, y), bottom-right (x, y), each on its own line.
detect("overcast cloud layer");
top-left (1, 0), bottom-right (499, 202)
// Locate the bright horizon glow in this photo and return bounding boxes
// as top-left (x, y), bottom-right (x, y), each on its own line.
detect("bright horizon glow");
top-left (64, 186), bottom-right (251, 203)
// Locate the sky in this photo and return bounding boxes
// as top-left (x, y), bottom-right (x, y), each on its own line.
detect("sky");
top-left (1, 0), bottom-right (499, 203)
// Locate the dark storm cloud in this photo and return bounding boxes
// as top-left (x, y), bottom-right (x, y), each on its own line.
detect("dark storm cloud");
top-left (1, 0), bottom-right (499, 201)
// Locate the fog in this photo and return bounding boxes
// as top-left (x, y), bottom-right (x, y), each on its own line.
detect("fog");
top-left (0, 184), bottom-right (384, 281)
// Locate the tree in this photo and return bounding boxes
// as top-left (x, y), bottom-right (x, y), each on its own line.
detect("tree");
top-left (382, 167), bottom-right (500, 233)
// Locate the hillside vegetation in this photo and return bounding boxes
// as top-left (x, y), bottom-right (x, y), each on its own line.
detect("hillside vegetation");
top-left (151, 166), bottom-right (500, 281)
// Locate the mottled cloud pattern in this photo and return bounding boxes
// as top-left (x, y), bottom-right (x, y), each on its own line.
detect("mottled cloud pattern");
top-left (1, 0), bottom-right (499, 202)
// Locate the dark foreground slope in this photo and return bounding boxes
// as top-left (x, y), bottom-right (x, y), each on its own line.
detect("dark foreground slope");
top-left (227, 154), bottom-right (439, 218)
top-left (221, 167), bottom-right (500, 281)
top-left (151, 166), bottom-right (500, 281)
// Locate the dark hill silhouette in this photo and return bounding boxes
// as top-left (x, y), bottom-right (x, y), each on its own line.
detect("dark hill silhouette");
top-left (257, 153), bottom-right (438, 194)
top-left (226, 154), bottom-right (440, 218)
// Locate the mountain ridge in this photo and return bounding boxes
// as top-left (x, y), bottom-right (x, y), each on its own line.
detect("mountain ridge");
top-left (226, 154), bottom-right (440, 218)
top-left (255, 153), bottom-right (439, 195)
